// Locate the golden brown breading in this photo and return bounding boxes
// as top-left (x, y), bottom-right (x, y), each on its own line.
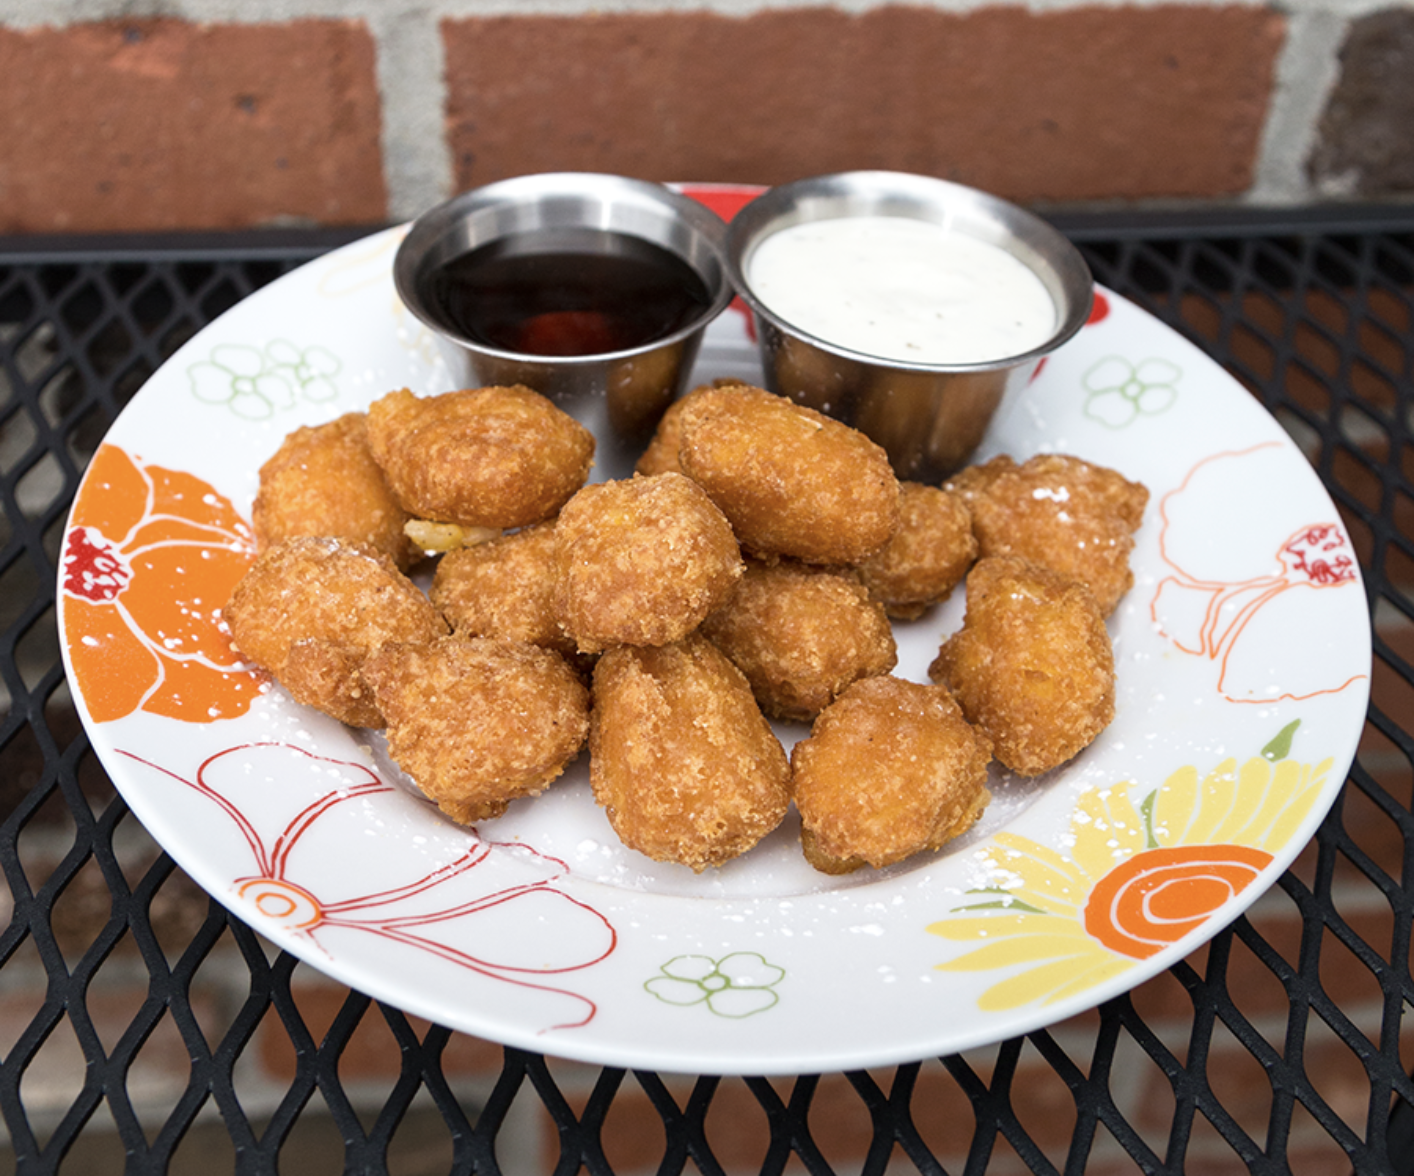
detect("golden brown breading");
top-left (945, 453), bottom-right (1148, 616)
top-left (941, 453), bottom-right (1015, 504)
top-left (365, 385), bottom-right (594, 529)
top-left (430, 521), bottom-right (573, 653)
top-left (589, 634), bottom-right (790, 872)
top-left (252, 411), bottom-right (417, 568)
top-left (929, 556), bottom-right (1115, 776)
top-left (553, 472), bottom-right (743, 654)
top-left (858, 482), bottom-right (977, 619)
top-left (633, 383), bottom-right (718, 477)
top-left (677, 384), bottom-right (900, 565)
top-left (365, 636), bottom-right (589, 825)
top-left (224, 536), bottom-right (448, 727)
top-left (634, 380), bottom-right (764, 478)
top-left (791, 676), bottom-right (992, 874)
top-left (700, 558), bottom-right (896, 722)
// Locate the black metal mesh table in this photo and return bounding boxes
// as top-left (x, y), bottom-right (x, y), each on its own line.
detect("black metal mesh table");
top-left (2, 208), bottom-right (1412, 1174)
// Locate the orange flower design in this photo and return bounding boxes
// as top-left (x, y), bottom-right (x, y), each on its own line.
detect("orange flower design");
top-left (61, 444), bottom-right (264, 723)
top-left (930, 724), bottom-right (1331, 1010)
top-left (1082, 842), bottom-right (1272, 959)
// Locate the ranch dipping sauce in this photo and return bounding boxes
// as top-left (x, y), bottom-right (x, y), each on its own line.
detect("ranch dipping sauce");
top-left (746, 215), bottom-right (1058, 366)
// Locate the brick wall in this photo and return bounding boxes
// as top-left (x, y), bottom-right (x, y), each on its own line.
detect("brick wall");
top-left (0, 0), bottom-right (1411, 234)
top-left (2, 1), bottom-right (1412, 1171)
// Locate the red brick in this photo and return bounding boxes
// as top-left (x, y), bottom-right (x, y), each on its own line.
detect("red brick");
top-left (1128, 960), bottom-right (1202, 1026)
top-left (1284, 830), bottom-right (1322, 888)
top-left (1387, 546), bottom-right (1414, 600)
top-left (1288, 1141), bottom-right (1368, 1176)
top-left (533, 1073), bottom-right (764, 1173)
top-left (615, 1069), bottom-right (975, 1171)
top-left (1007, 1053), bottom-right (1081, 1152)
top-left (809, 1069), bottom-right (938, 1164)
top-left (1132, 957), bottom-right (1392, 1145)
top-left (1088, 1132), bottom-right (1254, 1175)
top-left (0, 983), bottom-right (220, 1110)
top-left (1347, 740), bottom-right (1411, 858)
top-left (257, 974), bottom-right (501, 1082)
top-left (442, 6), bottom-right (1283, 203)
top-left (1367, 620), bottom-right (1414, 763)
top-left (1299, 1023), bottom-right (1377, 1130)
top-left (0, 19), bottom-right (387, 233)
top-left (699, 1074), bottom-right (847, 1169)
top-left (1200, 1021), bottom-right (1278, 1138)
top-left (596, 1085), bottom-right (671, 1173)
top-left (533, 1075), bottom-right (672, 1173)
top-left (1333, 453), bottom-right (1400, 564)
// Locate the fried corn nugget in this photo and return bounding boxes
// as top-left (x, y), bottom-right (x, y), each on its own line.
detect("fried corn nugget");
top-left (633, 383), bottom-right (719, 477)
top-left (942, 453), bottom-right (1014, 504)
top-left (365, 636), bottom-right (589, 825)
top-left (701, 559), bottom-right (896, 722)
top-left (634, 380), bottom-right (760, 477)
top-left (366, 385), bottom-right (594, 529)
top-left (929, 556), bottom-right (1115, 776)
top-left (590, 634), bottom-right (790, 872)
top-left (677, 384), bottom-right (900, 565)
top-left (224, 536), bottom-right (448, 727)
top-left (431, 521), bottom-right (574, 654)
top-left (252, 411), bottom-right (418, 568)
top-left (945, 453), bottom-right (1148, 616)
top-left (858, 482), bottom-right (977, 619)
top-left (791, 676), bottom-right (992, 875)
top-left (553, 472), bottom-right (743, 654)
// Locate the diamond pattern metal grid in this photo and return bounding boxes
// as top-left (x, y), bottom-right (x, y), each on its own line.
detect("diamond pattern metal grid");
top-left (0, 216), bottom-right (1411, 1175)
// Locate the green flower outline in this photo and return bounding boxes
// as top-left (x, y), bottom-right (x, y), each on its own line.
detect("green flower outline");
top-left (187, 340), bottom-right (341, 419)
top-left (1082, 356), bottom-right (1180, 428)
top-left (645, 951), bottom-right (784, 1018)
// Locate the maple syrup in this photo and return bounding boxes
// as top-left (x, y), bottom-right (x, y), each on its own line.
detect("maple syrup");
top-left (423, 228), bottom-right (714, 357)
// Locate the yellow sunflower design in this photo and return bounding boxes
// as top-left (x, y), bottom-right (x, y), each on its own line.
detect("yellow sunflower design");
top-left (929, 721), bottom-right (1331, 1011)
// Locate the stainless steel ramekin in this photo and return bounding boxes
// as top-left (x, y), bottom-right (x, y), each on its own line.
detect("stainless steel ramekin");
top-left (725, 171), bottom-right (1094, 482)
top-left (394, 173), bottom-right (733, 480)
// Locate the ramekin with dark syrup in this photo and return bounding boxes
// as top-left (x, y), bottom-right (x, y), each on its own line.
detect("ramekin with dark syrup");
top-left (394, 174), bottom-right (733, 479)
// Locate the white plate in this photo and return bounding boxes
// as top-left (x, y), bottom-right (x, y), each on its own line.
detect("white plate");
top-left (57, 195), bottom-right (1371, 1075)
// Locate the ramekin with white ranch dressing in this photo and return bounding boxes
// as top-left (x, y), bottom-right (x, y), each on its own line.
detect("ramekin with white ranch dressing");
top-left (724, 171), bottom-right (1093, 482)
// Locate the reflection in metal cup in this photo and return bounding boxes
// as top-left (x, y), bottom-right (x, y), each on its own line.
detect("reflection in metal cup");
top-left (395, 173), bottom-right (733, 481)
top-left (769, 329), bottom-right (866, 419)
top-left (850, 366), bottom-right (1020, 484)
top-left (726, 171), bottom-right (1093, 480)
top-left (607, 342), bottom-right (683, 441)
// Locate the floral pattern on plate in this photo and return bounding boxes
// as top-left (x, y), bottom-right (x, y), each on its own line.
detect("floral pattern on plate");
top-left (55, 193), bottom-right (1370, 1074)
top-left (929, 722), bottom-right (1330, 1011)
top-left (121, 741), bottom-right (618, 1032)
top-left (1151, 443), bottom-right (1365, 703)
top-left (59, 443), bottom-right (263, 723)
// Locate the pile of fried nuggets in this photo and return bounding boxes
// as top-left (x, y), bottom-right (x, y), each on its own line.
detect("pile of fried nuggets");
top-left (223, 381), bottom-right (1148, 875)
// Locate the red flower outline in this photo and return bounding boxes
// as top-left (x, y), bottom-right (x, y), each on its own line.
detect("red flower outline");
top-left (119, 742), bottom-right (617, 1033)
